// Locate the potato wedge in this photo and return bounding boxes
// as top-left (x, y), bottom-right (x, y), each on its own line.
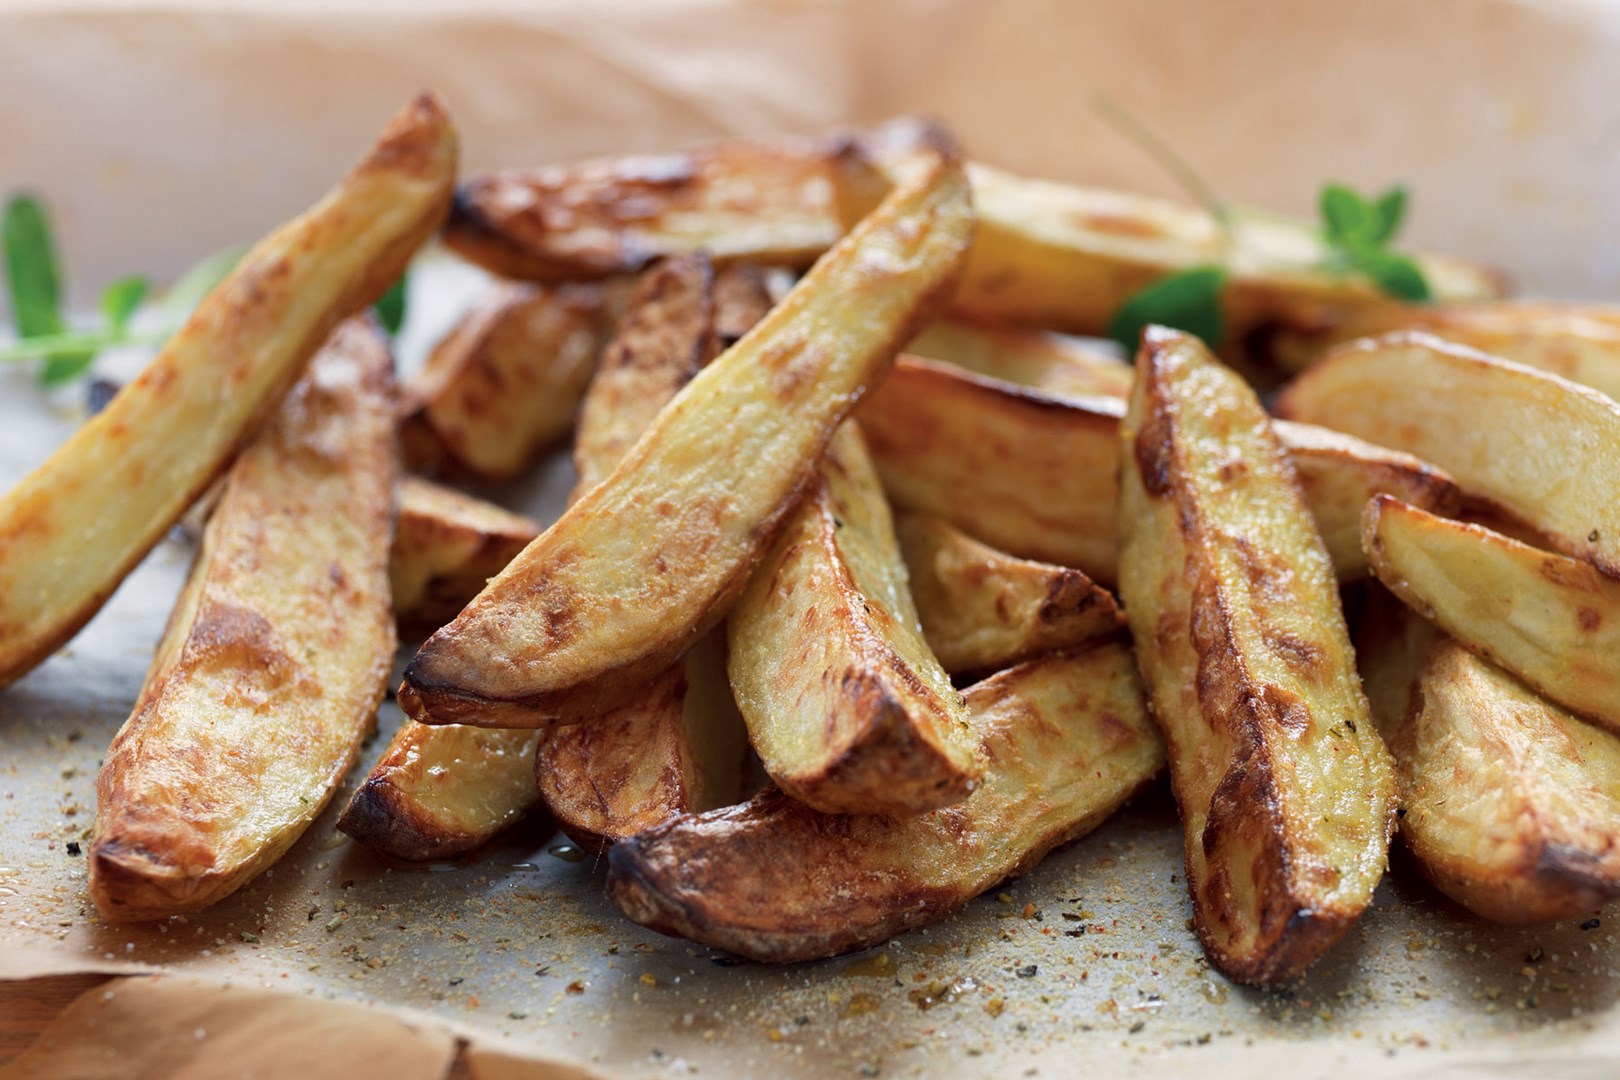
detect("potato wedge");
top-left (860, 357), bottom-right (1461, 584)
top-left (444, 135), bottom-right (853, 281)
top-left (1359, 601), bottom-right (1620, 923)
top-left (537, 256), bottom-right (762, 848)
top-left (1117, 327), bottom-right (1395, 985)
top-left (400, 148), bottom-right (974, 728)
top-left (0, 94), bottom-right (454, 689)
top-left (607, 643), bottom-right (1165, 963)
top-left (1257, 302), bottom-right (1620, 391)
top-left (91, 320), bottom-right (397, 920)
top-left (1275, 332), bottom-right (1620, 577)
top-left (389, 476), bottom-right (539, 634)
top-left (399, 280), bottom-right (612, 480)
top-left (896, 512), bottom-right (1123, 675)
top-left (1363, 496), bottom-right (1620, 738)
top-left (729, 423), bottom-right (980, 815)
top-left (906, 316), bottom-right (1132, 398)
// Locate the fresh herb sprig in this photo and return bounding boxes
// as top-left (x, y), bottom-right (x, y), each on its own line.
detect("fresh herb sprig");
top-left (1318, 183), bottom-right (1430, 301)
top-left (1, 193), bottom-right (409, 386)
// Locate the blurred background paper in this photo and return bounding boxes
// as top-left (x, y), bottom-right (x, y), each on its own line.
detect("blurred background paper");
top-left (2, 0), bottom-right (1617, 300)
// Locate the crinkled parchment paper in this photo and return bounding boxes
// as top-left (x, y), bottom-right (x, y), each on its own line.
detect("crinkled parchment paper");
top-left (2, 3), bottom-right (1619, 1077)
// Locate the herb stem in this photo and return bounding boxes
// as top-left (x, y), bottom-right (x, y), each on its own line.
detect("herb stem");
top-left (0, 328), bottom-right (169, 364)
top-left (1091, 92), bottom-right (1233, 252)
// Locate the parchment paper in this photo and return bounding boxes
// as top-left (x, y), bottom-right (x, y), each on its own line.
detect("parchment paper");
top-left (2, 2), bottom-right (1619, 1077)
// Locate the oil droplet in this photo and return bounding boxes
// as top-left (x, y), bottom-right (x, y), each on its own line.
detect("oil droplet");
top-left (1201, 979), bottom-right (1229, 1005)
top-left (547, 843), bottom-right (586, 864)
top-left (841, 952), bottom-right (893, 978)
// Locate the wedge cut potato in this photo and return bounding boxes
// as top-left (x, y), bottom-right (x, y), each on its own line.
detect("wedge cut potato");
top-left (729, 423), bottom-right (980, 815)
top-left (948, 164), bottom-right (1505, 354)
top-left (444, 134), bottom-right (854, 281)
top-left (0, 94), bottom-right (454, 689)
top-left (399, 280), bottom-right (612, 480)
top-left (537, 632), bottom-right (748, 852)
top-left (861, 357), bottom-right (1460, 584)
top-left (390, 476), bottom-right (540, 634)
top-left (1276, 332), bottom-right (1620, 578)
top-left (608, 643), bottom-right (1165, 963)
top-left (906, 316), bottom-right (1132, 398)
top-left (1256, 302), bottom-right (1620, 392)
top-left (1359, 600), bottom-right (1620, 923)
top-left (1363, 496), bottom-right (1620, 737)
top-left (91, 320), bottom-right (397, 920)
top-left (536, 255), bottom-right (763, 848)
top-left (1117, 327), bottom-right (1395, 985)
top-left (896, 512), bottom-right (1123, 675)
top-left (400, 148), bottom-right (974, 728)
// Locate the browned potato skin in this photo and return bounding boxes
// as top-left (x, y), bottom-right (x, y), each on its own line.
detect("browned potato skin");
top-left (399, 281), bottom-right (613, 481)
top-left (444, 135), bottom-right (854, 281)
top-left (906, 316), bottom-right (1132, 398)
top-left (1255, 301), bottom-right (1620, 391)
top-left (536, 257), bottom-right (764, 849)
top-left (896, 512), bottom-right (1123, 676)
top-left (1359, 602), bottom-right (1620, 923)
top-left (1363, 496), bottom-right (1620, 738)
top-left (1118, 327), bottom-right (1395, 985)
top-left (728, 423), bottom-right (980, 815)
top-left (399, 150), bottom-right (974, 729)
top-left (861, 357), bottom-right (1460, 584)
top-left (389, 475), bottom-right (539, 634)
top-left (1275, 332), bottom-right (1620, 579)
top-left (0, 94), bottom-right (454, 690)
top-left (92, 321), bottom-right (397, 920)
top-left (607, 644), bottom-right (1165, 963)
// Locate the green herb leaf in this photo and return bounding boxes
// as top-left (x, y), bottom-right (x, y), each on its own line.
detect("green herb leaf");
top-left (1354, 249), bottom-right (1430, 302)
top-left (39, 350), bottom-right (99, 387)
top-left (3, 194), bottom-right (66, 339)
top-left (1108, 265), bottom-right (1227, 354)
top-left (1318, 182), bottom-right (1428, 302)
top-left (1318, 184), bottom-right (1368, 250)
top-left (100, 275), bottom-right (149, 334)
top-left (1370, 185), bottom-right (1407, 246)
top-left (374, 274), bottom-right (408, 336)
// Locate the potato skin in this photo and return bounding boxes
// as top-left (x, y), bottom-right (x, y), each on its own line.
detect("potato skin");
top-left (389, 476), bottom-right (539, 634)
top-left (0, 93), bottom-right (454, 690)
top-left (92, 319), bottom-right (397, 920)
top-left (400, 150), bottom-right (974, 729)
top-left (608, 644), bottom-right (1164, 963)
top-left (1117, 327), bottom-right (1395, 985)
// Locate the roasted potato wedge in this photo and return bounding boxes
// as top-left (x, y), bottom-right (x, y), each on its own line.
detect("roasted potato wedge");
top-left (1256, 301), bottom-right (1620, 390)
top-left (92, 320), bottom-right (397, 920)
top-left (1276, 332), bottom-right (1620, 578)
top-left (1359, 601), bottom-right (1620, 923)
top-left (729, 423), bottom-right (979, 815)
top-left (0, 94), bottom-right (454, 689)
top-left (390, 476), bottom-right (540, 634)
top-left (537, 256), bottom-right (762, 849)
top-left (1117, 327), bottom-right (1395, 985)
top-left (896, 512), bottom-right (1123, 675)
top-left (400, 148), bottom-right (973, 728)
top-left (1364, 496), bottom-right (1620, 738)
top-left (906, 316), bottom-right (1132, 398)
top-left (860, 357), bottom-right (1460, 584)
top-left (608, 643), bottom-right (1165, 963)
top-left (444, 134), bottom-right (854, 281)
top-left (399, 280), bottom-right (613, 480)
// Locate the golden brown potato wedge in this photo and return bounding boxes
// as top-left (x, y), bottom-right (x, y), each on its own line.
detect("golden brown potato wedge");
top-left (1117, 327), bottom-right (1395, 985)
top-left (896, 512), bottom-right (1123, 676)
top-left (536, 256), bottom-right (763, 849)
top-left (399, 281), bottom-right (613, 480)
top-left (0, 94), bottom-right (454, 689)
top-left (390, 476), bottom-right (540, 634)
top-left (444, 135), bottom-right (853, 281)
top-left (729, 423), bottom-right (979, 815)
top-left (906, 316), bottom-right (1132, 398)
top-left (1359, 600), bottom-right (1620, 923)
top-left (607, 643), bottom-right (1165, 963)
top-left (399, 148), bottom-right (974, 728)
top-left (1363, 496), bottom-right (1620, 738)
top-left (1256, 301), bottom-right (1620, 390)
top-left (92, 320), bottom-right (397, 920)
top-left (1276, 332), bottom-right (1620, 578)
top-left (860, 357), bottom-right (1461, 584)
